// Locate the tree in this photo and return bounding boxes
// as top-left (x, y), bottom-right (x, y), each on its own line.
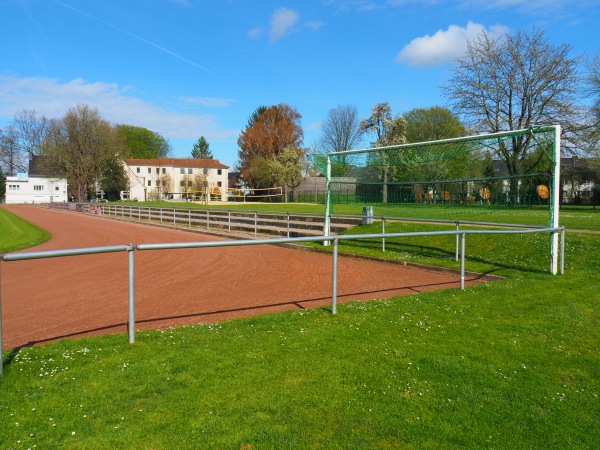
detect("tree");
top-left (191, 136), bottom-right (213, 159)
top-left (359, 102), bottom-right (407, 203)
top-left (41, 105), bottom-right (121, 201)
top-left (318, 104), bottom-right (362, 153)
top-left (116, 125), bottom-right (171, 159)
top-left (0, 169), bottom-right (5, 202)
top-left (237, 104), bottom-right (305, 188)
top-left (585, 51), bottom-right (600, 171)
top-left (403, 106), bottom-right (466, 143)
top-left (99, 155), bottom-right (129, 201)
top-left (588, 51), bottom-right (600, 127)
top-left (0, 126), bottom-right (26, 176)
top-left (443, 28), bottom-right (580, 202)
top-left (11, 109), bottom-right (50, 159)
top-left (402, 106), bottom-right (479, 181)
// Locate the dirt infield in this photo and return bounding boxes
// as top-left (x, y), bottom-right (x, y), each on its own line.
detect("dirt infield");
top-left (2, 205), bottom-right (486, 349)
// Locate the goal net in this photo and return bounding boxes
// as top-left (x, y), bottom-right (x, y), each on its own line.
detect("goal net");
top-left (313, 125), bottom-right (561, 271)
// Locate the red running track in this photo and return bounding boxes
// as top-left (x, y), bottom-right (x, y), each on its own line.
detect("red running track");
top-left (1, 205), bottom-right (484, 349)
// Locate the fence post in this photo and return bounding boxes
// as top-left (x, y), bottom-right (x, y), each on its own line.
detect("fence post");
top-left (382, 217), bottom-right (386, 252)
top-left (460, 232), bottom-right (466, 290)
top-left (128, 244), bottom-right (135, 344)
top-left (331, 238), bottom-right (338, 314)
top-left (287, 213), bottom-right (290, 238)
top-left (207, 209), bottom-right (210, 229)
top-left (0, 261), bottom-right (3, 376)
top-left (228, 210), bottom-right (231, 232)
top-left (560, 228), bottom-right (565, 275)
top-left (455, 221), bottom-right (460, 262)
top-left (173, 208), bottom-right (176, 226)
top-left (188, 209), bottom-right (191, 228)
top-left (254, 211), bottom-right (257, 236)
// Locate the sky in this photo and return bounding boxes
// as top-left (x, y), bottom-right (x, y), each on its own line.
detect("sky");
top-left (1, 0), bottom-right (599, 168)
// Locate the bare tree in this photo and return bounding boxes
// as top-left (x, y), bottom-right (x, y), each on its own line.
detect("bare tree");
top-left (443, 29), bottom-right (580, 181)
top-left (0, 126), bottom-right (27, 176)
top-left (42, 105), bottom-right (120, 201)
top-left (359, 102), bottom-right (407, 203)
top-left (318, 105), bottom-right (363, 153)
top-left (12, 109), bottom-right (50, 159)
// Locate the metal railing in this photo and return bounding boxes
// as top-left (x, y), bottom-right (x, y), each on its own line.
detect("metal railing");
top-left (0, 226), bottom-right (565, 375)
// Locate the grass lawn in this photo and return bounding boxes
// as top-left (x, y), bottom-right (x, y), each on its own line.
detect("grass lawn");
top-left (0, 205), bottom-right (598, 448)
top-left (114, 200), bottom-right (600, 231)
top-left (0, 207), bottom-right (50, 253)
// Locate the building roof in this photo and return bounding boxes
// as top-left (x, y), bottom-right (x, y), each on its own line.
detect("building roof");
top-left (123, 158), bottom-right (228, 169)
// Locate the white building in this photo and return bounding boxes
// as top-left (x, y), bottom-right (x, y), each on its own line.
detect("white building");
top-left (122, 158), bottom-right (229, 202)
top-left (5, 172), bottom-right (68, 204)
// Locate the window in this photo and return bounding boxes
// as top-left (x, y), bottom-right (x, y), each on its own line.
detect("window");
top-left (179, 181), bottom-right (185, 187)
top-left (217, 181), bottom-right (222, 187)
top-left (180, 168), bottom-right (185, 174)
top-left (156, 168), bottom-right (159, 174)
top-left (217, 169), bottom-right (222, 175)
top-left (148, 168), bottom-right (151, 174)
top-left (148, 180), bottom-right (152, 187)
top-left (188, 168), bottom-right (193, 174)
top-left (136, 167), bottom-right (140, 174)
top-left (55, 186), bottom-right (60, 191)
top-left (34, 185), bottom-right (44, 191)
top-left (162, 168), bottom-right (166, 174)
top-left (203, 168), bottom-right (208, 176)
top-left (162, 180), bottom-right (167, 187)
top-left (8, 185), bottom-right (19, 191)
top-left (188, 181), bottom-right (193, 187)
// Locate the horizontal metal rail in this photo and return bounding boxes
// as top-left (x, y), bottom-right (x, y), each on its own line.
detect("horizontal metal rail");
top-left (1, 245), bottom-right (131, 261)
top-left (0, 225), bottom-right (565, 376)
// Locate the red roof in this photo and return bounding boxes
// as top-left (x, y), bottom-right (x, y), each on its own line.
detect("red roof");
top-left (123, 158), bottom-right (229, 169)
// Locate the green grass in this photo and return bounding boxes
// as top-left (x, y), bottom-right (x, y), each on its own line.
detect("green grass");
top-left (114, 200), bottom-right (600, 230)
top-left (0, 207), bottom-right (598, 448)
top-left (0, 207), bottom-right (50, 253)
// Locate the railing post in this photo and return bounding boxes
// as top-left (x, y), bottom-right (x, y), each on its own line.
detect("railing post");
top-left (331, 238), bottom-right (338, 314)
top-left (0, 260), bottom-right (4, 376)
top-left (160, 207), bottom-right (163, 224)
top-left (254, 211), bottom-right (257, 236)
top-left (188, 209), bottom-right (191, 227)
top-left (207, 209), bottom-right (210, 229)
top-left (560, 228), bottom-right (565, 275)
top-left (128, 244), bottom-right (135, 344)
top-left (228, 210), bottom-right (231, 232)
top-left (460, 232), bottom-right (466, 290)
top-left (455, 221), bottom-right (460, 262)
top-left (382, 216), bottom-right (386, 252)
top-left (287, 213), bottom-right (290, 238)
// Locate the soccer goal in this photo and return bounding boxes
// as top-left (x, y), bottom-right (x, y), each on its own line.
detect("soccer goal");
top-left (314, 125), bottom-right (561, 273)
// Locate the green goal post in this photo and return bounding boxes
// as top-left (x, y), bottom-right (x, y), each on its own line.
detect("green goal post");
top-left (313, 125), bottom-right (561, 274)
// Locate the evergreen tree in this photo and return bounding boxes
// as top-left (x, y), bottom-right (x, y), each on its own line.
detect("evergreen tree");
top-left (191, 136), bottom-right (213, 159)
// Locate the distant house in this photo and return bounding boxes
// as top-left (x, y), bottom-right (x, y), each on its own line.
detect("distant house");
top-left (5, 157), bottom-right (68, 204)
top-left (122, 158), bottom-right (229, 202)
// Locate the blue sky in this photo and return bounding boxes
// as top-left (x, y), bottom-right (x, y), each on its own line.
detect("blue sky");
top-left (1, 0), bottom-right (599, 168)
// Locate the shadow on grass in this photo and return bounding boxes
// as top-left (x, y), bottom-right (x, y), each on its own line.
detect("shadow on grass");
top-left (3, 275), bottom-right (490, 361)
top-left (339, 239), bottom-right (551, 275)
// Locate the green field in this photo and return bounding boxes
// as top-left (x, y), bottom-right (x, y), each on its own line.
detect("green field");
top-left (1, 204), bottom-right (598, 448)
top-left (0, 207), bottom-right (50, 253)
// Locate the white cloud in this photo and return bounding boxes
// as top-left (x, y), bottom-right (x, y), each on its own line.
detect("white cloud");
top-left (181, 96), bottom-right (235, 107)
top-left (305, 21), bottom-right (324, 31)
top-left (0, 75), bottom-right (238, 142)
top-left (396, 22), bottom-right (509, 67)
top-left (269, 8), bottom-right (299, 43)
top-left (247, 27), bottom-right (262, 39)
